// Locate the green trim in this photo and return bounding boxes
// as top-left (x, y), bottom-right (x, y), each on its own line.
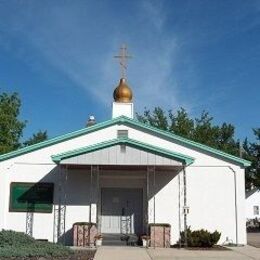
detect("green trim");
top-left (0, 115), bottom-right (251, 167)
top-left (122, 118), bottom-right (251, 167)
top-left (0, 117), bottom-right (120, 162)
top-left (51, 137), bottom-right (195, 165)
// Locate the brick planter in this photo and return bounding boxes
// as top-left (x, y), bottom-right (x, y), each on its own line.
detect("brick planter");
top-left (73, 222), bottom-right (97, 247)
top-left (149, 223), bottom-right (171, 248)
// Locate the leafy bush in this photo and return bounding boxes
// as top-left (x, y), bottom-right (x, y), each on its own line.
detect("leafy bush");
top-left (0, 230), bottom-right (72, 257)
top-left (180, 227), bottom-right (221, 247)
top-left (0, 230), bottom-right (35, 247)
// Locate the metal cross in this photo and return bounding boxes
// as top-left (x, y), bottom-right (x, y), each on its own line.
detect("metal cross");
top-left (114, 44), bottom-right (132, 79)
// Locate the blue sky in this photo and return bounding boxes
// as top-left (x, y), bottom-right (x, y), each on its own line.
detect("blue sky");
top-left (0, 0), bottom-right (259, 141)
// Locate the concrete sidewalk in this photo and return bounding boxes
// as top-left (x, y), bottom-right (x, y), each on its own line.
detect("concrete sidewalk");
top-left (229, 245), bottom-right (260, 259)
top-left (94, 246), bottom-right (151, 260)
top-left (94, 245), bottom-right (260, 260)
top-left (248, 232), bottom-right (260, 248)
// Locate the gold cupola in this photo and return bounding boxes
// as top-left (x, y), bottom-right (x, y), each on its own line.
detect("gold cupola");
top-left (113, 78), bottom-right (133, 103)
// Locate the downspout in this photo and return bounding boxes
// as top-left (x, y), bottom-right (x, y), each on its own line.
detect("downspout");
top-left (178, 170), bottom-right (181, 248)
top-left (229, 166), bottom-right (238, 246)
top-left (153, 166), bottom-right (156, 249)
top-left (183, 163), bottom-right (188, 248)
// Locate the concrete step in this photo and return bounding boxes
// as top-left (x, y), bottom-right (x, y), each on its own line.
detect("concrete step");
top-left (102, 234), bottom-right (139, 246)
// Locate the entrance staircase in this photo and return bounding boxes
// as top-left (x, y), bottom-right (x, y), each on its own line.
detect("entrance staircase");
top-left (102, 233), bottom-right (139, 246)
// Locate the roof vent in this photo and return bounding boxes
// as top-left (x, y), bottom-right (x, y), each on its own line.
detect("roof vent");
top-left (117, 130), bottom-right (128, 138)
top-left (86, 115), bottom-right (96, 127)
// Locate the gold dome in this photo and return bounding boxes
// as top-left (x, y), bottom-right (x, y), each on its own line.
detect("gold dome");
top-left (113, 78), bottom-right (133, 102)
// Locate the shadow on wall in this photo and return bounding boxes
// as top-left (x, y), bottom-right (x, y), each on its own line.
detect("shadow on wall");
top-left (59, 227), bottom-right (73, 246)
top-left (12, 165), bottom-right (182, 245)
top-left (147, 168), bottom-right (180, 200)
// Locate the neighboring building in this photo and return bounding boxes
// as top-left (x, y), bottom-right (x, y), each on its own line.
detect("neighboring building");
top-left (246, 188), bottom-right (260, 220)
top-left (0, 75), bottom-right (251, 246)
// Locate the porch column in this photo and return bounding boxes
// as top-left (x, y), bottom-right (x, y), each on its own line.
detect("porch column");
top-left (26, 211), bottom-right (34, 237)
top-left (54, 164), bottom-right (67, 244)
top-left (90, 165), bottom-right (99, 224)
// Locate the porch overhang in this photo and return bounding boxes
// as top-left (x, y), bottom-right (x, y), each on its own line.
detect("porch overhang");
top-left (51, 137), bottom-right (194, 166)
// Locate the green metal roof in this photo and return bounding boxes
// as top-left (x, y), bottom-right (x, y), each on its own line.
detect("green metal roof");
top-left (0, 115), bottom-right (251, 167)
top-left (51, 137), bottom-right (195, 165)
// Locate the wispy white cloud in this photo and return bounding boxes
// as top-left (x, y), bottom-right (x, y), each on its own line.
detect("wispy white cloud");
top-left (141, 0), bottom-right (166, 31)
top-left (0, 0), bottom-right (258, 119)
top-left (0, 0), bottom-right (185, 113)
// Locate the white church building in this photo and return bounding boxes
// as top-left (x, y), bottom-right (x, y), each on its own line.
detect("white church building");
top-left (0, 74), bottom-right (251, 246)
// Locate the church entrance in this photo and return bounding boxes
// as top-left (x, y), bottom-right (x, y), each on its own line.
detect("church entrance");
top-left (100, 188), bottom-right (143, 235)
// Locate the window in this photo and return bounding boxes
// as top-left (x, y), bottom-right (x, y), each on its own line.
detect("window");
top-left (253, 206), bottom-right (259, 215)
top-left (9, 182), bottom-right (54, 213)
top-left (117, 130), bottom-right (128, 138)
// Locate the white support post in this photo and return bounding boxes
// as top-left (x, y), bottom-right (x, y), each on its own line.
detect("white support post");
top-left (53, 165), bottom-right (67, 244)
top-left (26, 211), bottom-right (34, 236)
top-left (90, 165), bottom-right (99, 224)
top-left (97, 166), bottom-right (101, 232)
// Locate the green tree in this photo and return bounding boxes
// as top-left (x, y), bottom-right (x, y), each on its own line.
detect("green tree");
top-left (0, 93), bottom-right (26, 154)
top-left (193, 111), bottom-right (219, 148)
top-left (0, 92), bottom-right (48, 154)
top-left (216, 123), bottom-right (239, 156)
top-left (23, 130), bottom-right (48, 146)
top-left (243, 128), bottom-right (260, 189)
top-left (169, 108), bottom-right (194, 139)
top-left (137, 107), bottom-right (239, 156)
top-left (136, 107), bottom-right (168, 130)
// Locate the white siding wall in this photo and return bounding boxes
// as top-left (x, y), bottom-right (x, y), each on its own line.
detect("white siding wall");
top-left (187, 166), bottom-right (246, 245)
top-left (148, 170), bottom-right (180, 243)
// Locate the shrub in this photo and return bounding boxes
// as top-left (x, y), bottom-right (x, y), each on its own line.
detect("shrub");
top-left (180, 227), bottom-right (221, 247)
top-left (0, 229), bottom-right (35, 247)
top-left (0, 230), bottom-right (72, 257)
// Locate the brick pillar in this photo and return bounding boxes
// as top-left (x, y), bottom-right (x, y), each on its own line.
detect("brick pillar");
top-left (149, 224), bottom-right (171, 248)
top-left (73, 222), bottom-right (97, 246)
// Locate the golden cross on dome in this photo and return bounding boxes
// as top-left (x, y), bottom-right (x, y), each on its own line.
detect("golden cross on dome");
top-left (114, 44), bottom-right (132, 79)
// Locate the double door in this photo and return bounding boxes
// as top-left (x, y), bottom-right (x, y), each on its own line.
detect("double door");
top-left (101, 188), bottom-right (143, 234)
